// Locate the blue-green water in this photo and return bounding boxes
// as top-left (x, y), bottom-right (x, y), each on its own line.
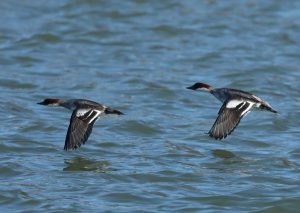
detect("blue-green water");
top-left (1, 0), bottom-right (300, 212)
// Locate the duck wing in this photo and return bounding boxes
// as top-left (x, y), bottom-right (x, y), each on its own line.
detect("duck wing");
top-left (208, 99), bottom-right (254, 139)
top-left (64, 109), bottom-right (102, 150)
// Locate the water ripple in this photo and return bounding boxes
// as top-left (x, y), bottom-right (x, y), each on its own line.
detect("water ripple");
top-left (1, 0), bottom-right (300, 212)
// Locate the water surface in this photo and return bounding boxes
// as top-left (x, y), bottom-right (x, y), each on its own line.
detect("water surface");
top-left (1, 0), bottom-right (300, 212)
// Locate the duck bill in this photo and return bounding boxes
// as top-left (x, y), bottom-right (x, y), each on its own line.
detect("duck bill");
top-left (186, 85), bottom-right (197, 90)
top-left (37, 101), bottom-right (46, 105)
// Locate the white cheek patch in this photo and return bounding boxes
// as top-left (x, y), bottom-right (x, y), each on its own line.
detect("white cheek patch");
top-left (226, 100), bottom-right (244, 108)
top-left (201, 88), bottom-right (210, 91)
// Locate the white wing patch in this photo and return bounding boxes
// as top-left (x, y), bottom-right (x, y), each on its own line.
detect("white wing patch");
top-left (76, 109), bottom-right (90, 117)
top-left (226, 100), bottom-right (244, 108)
top-left (226, 100), bottom-right (255, 116)
top-left (76, 109), bottom-right (103, 124)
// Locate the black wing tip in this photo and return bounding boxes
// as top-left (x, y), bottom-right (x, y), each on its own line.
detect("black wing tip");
top-left (208, 126), bottom-right (237, 140)
top-left (63, 144), bottom-right (74, 151)
top-left (64, 131), bottom-right (89, 151)
top-left (208, 131), bottom-right (225, 140)
top-left (210, 135), bottom-right (225, 140)
top-left (64, 144), bottom-right (80, 151)
top-left (209, 124), bottom-right (238, 140)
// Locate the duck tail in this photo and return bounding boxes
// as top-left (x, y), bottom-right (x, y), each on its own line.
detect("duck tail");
top-left (260, 104), bottom-right (277, 113)
top-left (105, 107), bottom-right (124, 115)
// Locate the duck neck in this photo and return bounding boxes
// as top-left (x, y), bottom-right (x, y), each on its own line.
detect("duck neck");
top-left (211, 89), bottom-right (228, 102)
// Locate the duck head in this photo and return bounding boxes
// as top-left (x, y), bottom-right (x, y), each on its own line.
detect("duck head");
top-left (37, 98), bottom-right (64, 106)
top-left (186, 82), bottom-right (213, 91)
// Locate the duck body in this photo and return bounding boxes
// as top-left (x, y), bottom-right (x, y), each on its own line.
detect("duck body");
top-left (187, 82), bottom-right (277, 139)
top-left (38, 98), bottom-right (123, 150)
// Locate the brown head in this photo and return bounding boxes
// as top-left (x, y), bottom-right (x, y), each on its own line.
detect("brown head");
top-left (37, 98), bottom-right (64, 106)
top-left (186, 82), bottom-right (213, 91)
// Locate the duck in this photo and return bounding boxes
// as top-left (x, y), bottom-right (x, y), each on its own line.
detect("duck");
top-left (187, 82), bottom-right (277, 139)
top-left (38, 98), bottom-right (123, 150)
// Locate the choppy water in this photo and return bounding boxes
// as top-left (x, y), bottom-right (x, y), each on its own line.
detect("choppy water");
top-left (1, 0), bottom-right (300, 212)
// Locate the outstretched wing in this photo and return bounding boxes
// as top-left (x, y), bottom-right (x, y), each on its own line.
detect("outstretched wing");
top-left (208, 100), bottom-right (254, 140)
top-left (64, 109), bottom-right (102, 150)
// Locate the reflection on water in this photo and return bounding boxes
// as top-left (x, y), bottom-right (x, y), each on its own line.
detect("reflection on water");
top-left (63, 157), bottom-right (110, 172)
top-left (212, 149), bottom-right (236, 159)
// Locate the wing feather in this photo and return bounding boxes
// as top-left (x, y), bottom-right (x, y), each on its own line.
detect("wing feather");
top-left (208, 100), bottom-right (253, 139)
top-left (64, 109), bottom-right (101, 150)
